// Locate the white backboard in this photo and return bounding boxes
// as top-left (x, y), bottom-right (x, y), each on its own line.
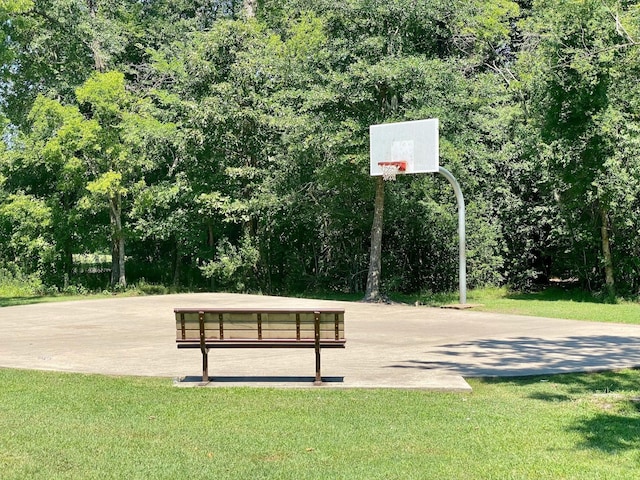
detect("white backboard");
top-left (370, 118), bottom-right (439, 176)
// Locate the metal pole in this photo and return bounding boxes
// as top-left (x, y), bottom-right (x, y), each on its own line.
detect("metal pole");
top-left (438, 167), bottom-right (466, 304)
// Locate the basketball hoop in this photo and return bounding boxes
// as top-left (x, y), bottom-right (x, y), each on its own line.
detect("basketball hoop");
top-left (378, 161), bottom-right (407, 181)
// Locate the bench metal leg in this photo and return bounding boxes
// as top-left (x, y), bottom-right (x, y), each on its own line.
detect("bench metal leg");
top-left (199, 311), bottom-right (209, 382)
top-left (314, 346), bottom-right (322, 385)
top-left (314, 311), bottom-right (322, 385)
top-left (202, 348), bottom-right (209, 382)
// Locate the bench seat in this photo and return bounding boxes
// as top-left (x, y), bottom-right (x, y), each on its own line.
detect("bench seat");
top-left (175, 308), bottom-right (346, 384)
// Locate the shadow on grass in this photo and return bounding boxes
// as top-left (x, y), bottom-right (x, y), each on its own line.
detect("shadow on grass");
top-left (570, 411), bottom-right (640, 452)
top-left (505, 286), bottom-right (618, 304)
top-left (527, 391), bottom-right (573, 402)
top-left (484, 371), bottom-right (640, 452)
top-left (495, 370), bottom-right (640, 395)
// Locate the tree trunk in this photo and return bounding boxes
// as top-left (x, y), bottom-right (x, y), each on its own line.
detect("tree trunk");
top-left (62, 241), bottom-right (73, 287)
top-left (243, 0), bottom-right (257, 18)
top-left (600, 206), bottom-right (614, 296)
top-left (110, 200), bottom-right (118, 286)
top-left (172, 239), bottom-right (181, 287)
top-left (109, 194), bottom-right (126, 287)
top-left (364, 177), bottom-right (385, 301)
top-left (87, 0), bottom-right (106, 72)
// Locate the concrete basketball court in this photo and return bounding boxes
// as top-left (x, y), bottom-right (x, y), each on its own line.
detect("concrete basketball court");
top-left (2, 292), bottom-right (640, 392)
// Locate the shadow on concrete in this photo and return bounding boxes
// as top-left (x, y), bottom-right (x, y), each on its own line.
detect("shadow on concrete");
top-left (176, 375), bottom-right (345, 385)
top-left (385, 335), bottom-right (640, 377)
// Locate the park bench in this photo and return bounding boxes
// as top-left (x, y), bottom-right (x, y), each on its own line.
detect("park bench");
top-left (175, 307), bottom-right (345, 384)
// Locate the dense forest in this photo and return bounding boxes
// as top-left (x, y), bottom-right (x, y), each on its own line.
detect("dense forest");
top-left (1, 0), bottom-right (639, 297)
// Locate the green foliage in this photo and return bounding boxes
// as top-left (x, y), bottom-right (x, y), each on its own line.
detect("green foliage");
top-left (0, 0), bottom-right (127, 126)
top-left (0, 0), bottom-right (33, 12)
top-left (1, 0), bottom-right (639, 296)
top-left (200, 234), bottom-right (261, 292)
top-left (516, 0), bottom-right (640, 293)
top-left (133, 278), bottom-right (171, 295)
top-left (0, 192), bottom-right (53, 275)
top-left (76, 70), bottom-right (130, 119)
top-left (86, 170), bottom-right (126, 197)
top-left (0, 267), bottom-right (43, 298)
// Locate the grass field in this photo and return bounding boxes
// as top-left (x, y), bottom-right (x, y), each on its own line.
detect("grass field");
top-left (473, 290), bottom-right (640, 323)
top-left (1, 368), bottom-right (640, 479)
top-left (396, 286), bottom-right (640, 324)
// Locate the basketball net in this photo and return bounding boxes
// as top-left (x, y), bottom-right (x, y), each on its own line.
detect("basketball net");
top-left (378, 161), bottom-right (407, 181)
top-left (381, 164), bottom-right (401, 181)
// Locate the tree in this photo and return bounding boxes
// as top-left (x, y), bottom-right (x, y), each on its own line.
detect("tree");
top-left (2, 70), bottom-right (173, 287)
top-left (0, 0), bottom-right (140, 127)
top-left (76, 70), bottom-right (175, 286)
top-left (290, 0), bottom-right (519, 299)
top-left (1, 94), bottom-right (101, 283)
top-left (129, 174), bottom-right (196, 287)
top-left (0, 192), bottom-right (53, 276)
top-left (518, 0), bottom-right (640, 294)
top-left (10, 0), bottom-right (626, 297)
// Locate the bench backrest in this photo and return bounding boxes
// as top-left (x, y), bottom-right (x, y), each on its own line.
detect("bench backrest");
top-left (175, 308), bottom-right (345, 342)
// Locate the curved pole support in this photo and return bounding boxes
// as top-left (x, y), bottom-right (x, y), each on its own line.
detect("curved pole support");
top-left (438, 167), bottom-right (467, 304)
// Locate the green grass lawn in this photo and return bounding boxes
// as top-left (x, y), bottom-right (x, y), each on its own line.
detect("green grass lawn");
top-left (472, 288), bottom-right (640, 324)
top-left (0, 291), bottom-right (136, 308)
top-left (2, 368), bottom-right (640, 479)
top-left (398, 287), bottom-right (640, 324)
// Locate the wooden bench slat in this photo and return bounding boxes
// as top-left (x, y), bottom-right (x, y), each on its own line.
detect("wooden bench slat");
top-left (175, 308), bottom-right (345, 313)
top-left (177, 339), bottom-right (346, 347)
top-left (177, 324), bottom-right (344, 332)
top-left (176, 329), bottom-right (344, 340)
top-left (177, 312), bottom-right (340, 322)
top-left (178, 322), bottom-right (344, 330)
top-left (176, 329), bottom-right (344, 343)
